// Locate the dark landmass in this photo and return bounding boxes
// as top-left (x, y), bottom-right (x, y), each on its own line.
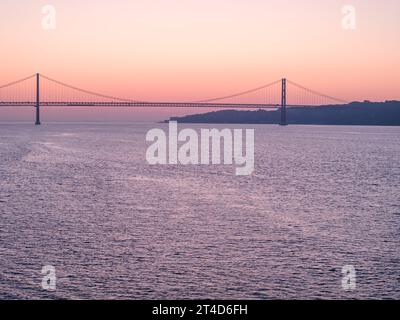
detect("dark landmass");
top-left (165, 101), bottom-right (400, 126)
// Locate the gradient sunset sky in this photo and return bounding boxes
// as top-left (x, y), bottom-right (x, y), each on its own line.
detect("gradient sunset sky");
top-left (0, 0), bottom-right (399, 121)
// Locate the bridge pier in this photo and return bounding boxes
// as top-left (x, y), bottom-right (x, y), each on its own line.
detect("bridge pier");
top-left (280, 78), bottom-right (287, 126)
top-left (35, 73), bottom-right (40, 125)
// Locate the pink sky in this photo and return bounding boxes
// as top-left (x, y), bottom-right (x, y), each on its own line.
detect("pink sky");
top-left (0, 0), bottom-right (399, 121)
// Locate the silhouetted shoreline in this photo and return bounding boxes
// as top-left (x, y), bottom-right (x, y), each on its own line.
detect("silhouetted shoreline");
top-left (165, 101), bottom-right (400, 126)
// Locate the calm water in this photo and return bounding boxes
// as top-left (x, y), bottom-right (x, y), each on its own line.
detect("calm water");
top-left (0, 123), bottom-right (399, 299)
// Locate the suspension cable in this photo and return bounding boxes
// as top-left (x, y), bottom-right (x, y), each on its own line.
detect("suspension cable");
top-left (40, 74), bottom-right (145, 103)
top-left (193, 79), bottom-right (281, 103)
top-left (0, 74), bottom-right (36, 90)
top-left (287, 80), bottom-right (348, 104)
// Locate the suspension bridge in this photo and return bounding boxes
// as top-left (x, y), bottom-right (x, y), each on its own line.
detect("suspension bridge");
top-left (0, 73), bottom-right (348, 125)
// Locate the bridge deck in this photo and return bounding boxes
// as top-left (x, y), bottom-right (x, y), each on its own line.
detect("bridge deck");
top-left (0, 101), bottom-right (281, 108)
top-left (0, 102), bottom-right (318, 108)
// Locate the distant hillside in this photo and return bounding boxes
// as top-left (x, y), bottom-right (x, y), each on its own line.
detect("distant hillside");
top-left (166, 101), bottom-right (400, 126)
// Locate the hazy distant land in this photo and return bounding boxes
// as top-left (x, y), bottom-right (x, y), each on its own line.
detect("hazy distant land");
top-left (166, 101), bottom-right (400, 126)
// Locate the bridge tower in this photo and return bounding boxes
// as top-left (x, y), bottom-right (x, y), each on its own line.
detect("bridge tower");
top-left (35, 73), bottom-right (41, 125)
top-left (280, 78), bottom-right (287, 126)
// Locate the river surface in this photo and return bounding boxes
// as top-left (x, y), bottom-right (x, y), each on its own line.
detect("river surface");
top-left (0, 123), bottom-right (399, 299)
